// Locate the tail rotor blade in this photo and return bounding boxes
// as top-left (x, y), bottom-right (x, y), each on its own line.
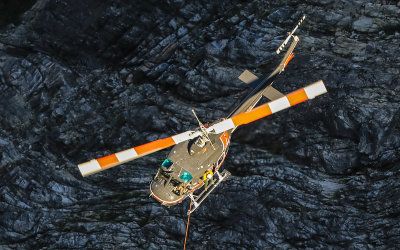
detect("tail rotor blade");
top-left (276, 15), bottom-right (306, 54)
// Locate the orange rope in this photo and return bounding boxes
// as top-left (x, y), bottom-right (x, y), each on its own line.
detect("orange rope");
top-left (183, 199), bottom-right (193, 250)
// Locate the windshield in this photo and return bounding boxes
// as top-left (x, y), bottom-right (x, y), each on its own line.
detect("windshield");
top-left (170, 178), bottom-right (181, 187)
top-left (155, 168), bottom-right (182, 187)
top-left (159, 168), bottom-right (171, 179)
top-left (161, 159), bottom-right (173, 168)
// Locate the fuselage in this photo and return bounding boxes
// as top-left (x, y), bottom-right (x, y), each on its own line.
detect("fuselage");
top-left (149, 70), bottom-right (278, 205)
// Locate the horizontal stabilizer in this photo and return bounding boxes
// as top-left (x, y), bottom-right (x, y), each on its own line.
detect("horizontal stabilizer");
top-left (238, 70), bottom-right (258, 84)
top-left (262, 85), bottom-right (284, 101)
top-left (238, 70), bottom-right (262, 88)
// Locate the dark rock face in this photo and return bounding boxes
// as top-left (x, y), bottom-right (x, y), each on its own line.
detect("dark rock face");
top-left (1, 0), bottom-right (400, 249)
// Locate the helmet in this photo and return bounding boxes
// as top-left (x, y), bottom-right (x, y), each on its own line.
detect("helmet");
top-left (203, 171), bottom-right (213, 180)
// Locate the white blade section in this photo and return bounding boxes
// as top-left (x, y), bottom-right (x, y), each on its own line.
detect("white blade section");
top-left (115, 148), bottom-right (138, 162)
top-left (172, 131), bottom-right (202, 144)
top-left (304, 80), bottom-right (327, 99)
top-left (208, 119), bottom-right (236, 134)
top-left (268, 96), bottom-right (291, 113)
top-left (78, 160), bottom-right (102, 176)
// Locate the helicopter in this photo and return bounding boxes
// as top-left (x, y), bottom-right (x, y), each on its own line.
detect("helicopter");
top-left (77, 15), bottom-right (327, 214)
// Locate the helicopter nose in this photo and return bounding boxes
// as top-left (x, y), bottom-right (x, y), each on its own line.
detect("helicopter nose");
top-left (150, 179), bottom-right (183, 205)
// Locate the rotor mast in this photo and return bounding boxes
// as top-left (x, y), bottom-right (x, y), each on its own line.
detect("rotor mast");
top-left (191, 109), bottom-right (215, 150)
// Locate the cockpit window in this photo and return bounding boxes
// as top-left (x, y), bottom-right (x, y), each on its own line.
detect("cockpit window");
top-left (155, 168), bottom-right (173, 187)
top-left (157, 168), bottom-right (171, 180)
top-left (161, 159), bottom-right (173, 169)
top-left (170, 178), bottom-right (181, 187)
top-left (180, 171), bottom-right (193, 182)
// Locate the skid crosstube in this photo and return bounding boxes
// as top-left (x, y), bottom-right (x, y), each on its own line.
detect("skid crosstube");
top-left (187, 169), bottom-right (231, 214)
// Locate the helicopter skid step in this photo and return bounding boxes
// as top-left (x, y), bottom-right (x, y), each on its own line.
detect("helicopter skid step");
top-left (188, 169), bottom-right (231, 214)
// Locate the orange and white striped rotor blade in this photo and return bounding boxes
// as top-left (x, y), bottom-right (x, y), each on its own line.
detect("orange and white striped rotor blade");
top-left (207, 80), bottom-right (327, 134)
top-left (78, 130), bottom-right (201, 177)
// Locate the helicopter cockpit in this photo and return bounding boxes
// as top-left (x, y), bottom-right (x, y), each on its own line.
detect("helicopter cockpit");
top-left (153, 159), bottom-right (194, 196)
top-left (154, 159), bottom-right (174, 184)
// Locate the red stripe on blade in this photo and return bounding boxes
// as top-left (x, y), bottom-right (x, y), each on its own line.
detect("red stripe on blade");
top-left (97, 154), bottom-right (119, 169)
top-left (286, 88), bottom-right (308, 106)
top-left (134, 137), bottom-right (175, 156)
top-left (231, 104), bottom-right (272, 126)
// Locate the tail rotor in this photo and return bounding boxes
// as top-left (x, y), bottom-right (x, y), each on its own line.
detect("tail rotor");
top-left (276, 15), bottom-right (306, 54)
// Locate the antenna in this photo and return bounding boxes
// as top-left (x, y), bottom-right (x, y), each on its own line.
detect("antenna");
top-left (192, 109), bottom-right (206, 132)
top-left (276, 15), bottom-right (306, 54)
top-left (192, 109), bottom-right (215, 150)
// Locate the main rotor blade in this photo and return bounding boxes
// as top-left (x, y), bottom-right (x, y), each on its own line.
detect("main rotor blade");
top-left (78, 130), bottom-right (201, 177)
top-left (207, 80), bottom-right (327, 134)
top-left (78, 80), bottom-right (326, 177)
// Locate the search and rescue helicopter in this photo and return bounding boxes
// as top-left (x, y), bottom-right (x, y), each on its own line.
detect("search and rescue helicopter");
top-left (77, 15), bottom-right (327, 214)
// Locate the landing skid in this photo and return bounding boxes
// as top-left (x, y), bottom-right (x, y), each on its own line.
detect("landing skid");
top-left (187, 169), bottom-right (231, 214)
